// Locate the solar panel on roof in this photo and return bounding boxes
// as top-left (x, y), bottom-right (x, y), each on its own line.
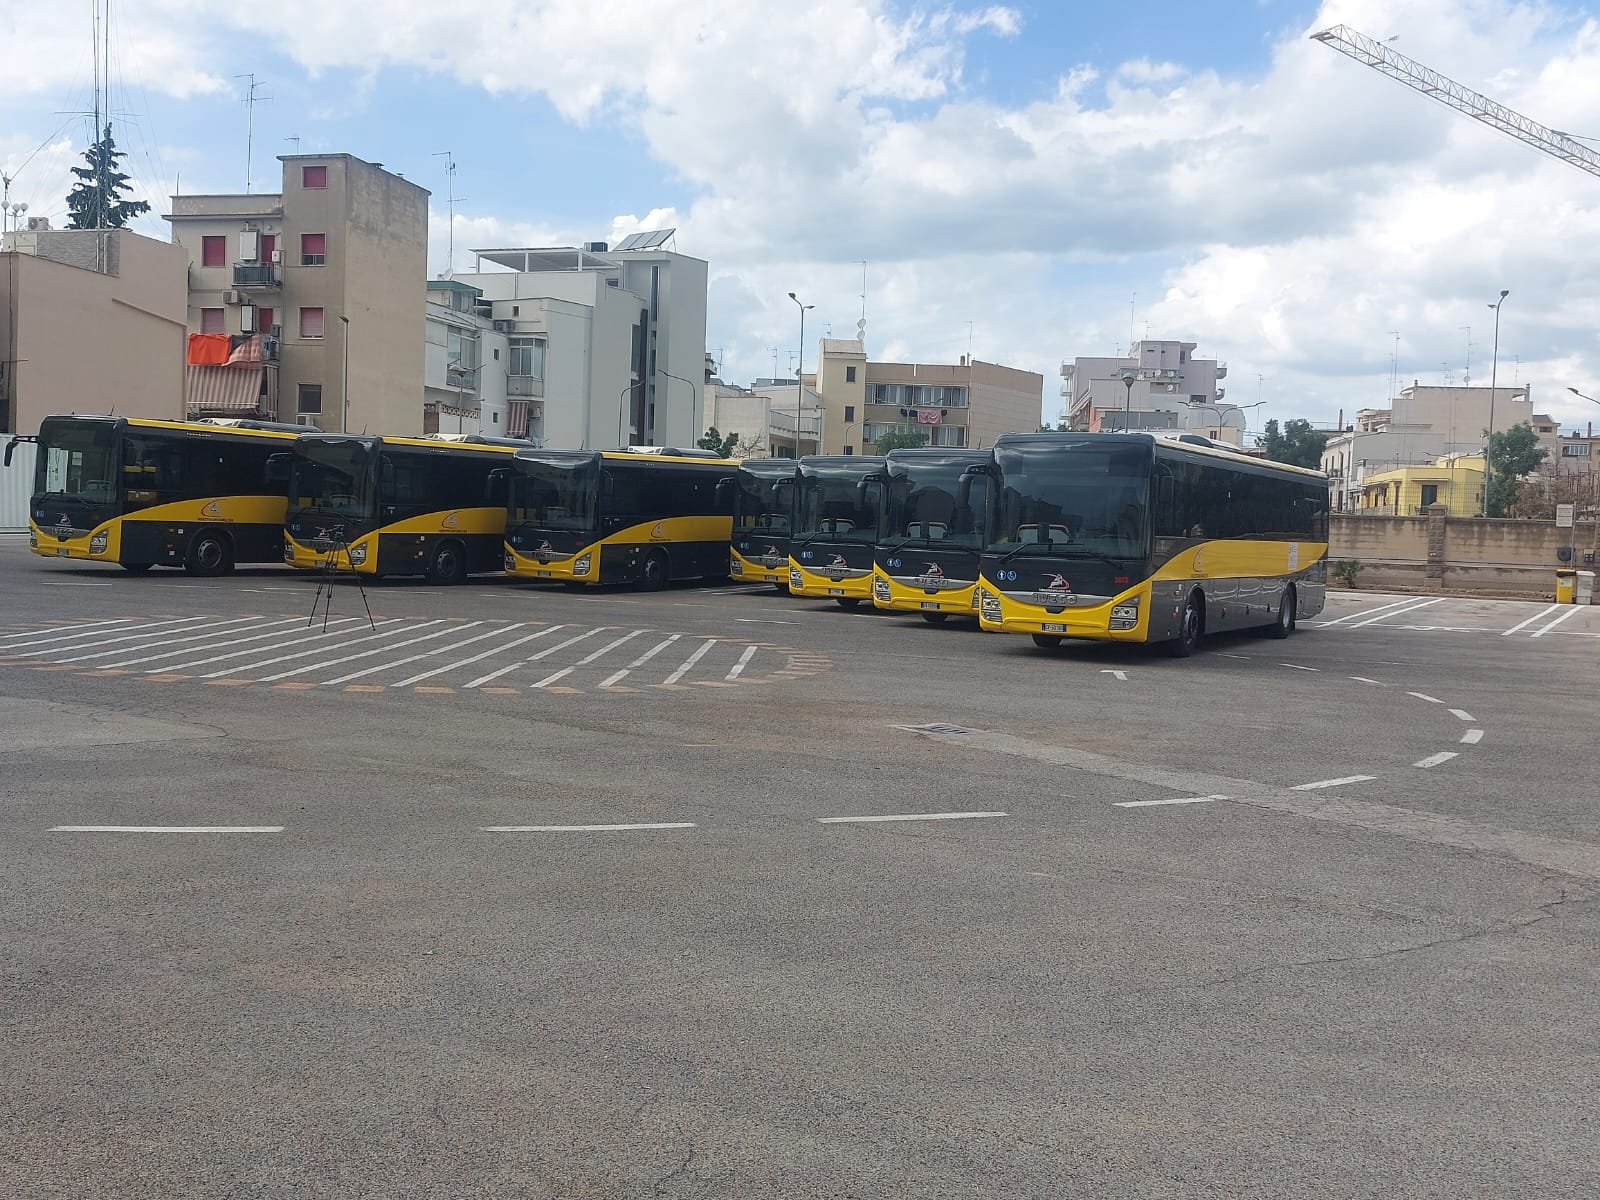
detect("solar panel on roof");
top-left (614, 228), bottom-right (677, 251)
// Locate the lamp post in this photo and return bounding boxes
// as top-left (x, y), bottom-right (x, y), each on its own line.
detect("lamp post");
top-left (338, 315), bottom-right (350, 433)
top-left (1569, 386), bottom-right (1600, 408)
top-left (658, 368), bottom-right (698, 448)
top-left (1117, 366), bottom-right (1138, 431)
top-left (1484, 289), bottom-right (1509, 517)
top-left (788, 292), bottom-right (814, 458)
top-left (618, 380), bottom-right (637, 447)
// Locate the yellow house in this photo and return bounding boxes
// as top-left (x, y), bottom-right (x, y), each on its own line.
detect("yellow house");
top-left (1360, 454), bottom-right (1485, 517)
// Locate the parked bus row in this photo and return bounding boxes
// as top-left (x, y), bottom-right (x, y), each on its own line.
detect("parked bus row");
top-left (8, 416), bottom-right (1329, 656)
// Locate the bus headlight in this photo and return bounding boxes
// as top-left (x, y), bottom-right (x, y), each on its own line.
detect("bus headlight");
top-left (979, 587), bottom-right (1002, 622)
top-left (89, 531), bottom-right (108, 555)
top-left (1109, 599), bottom-right (1140, 630)
top-left (789, 567), bottom-right (802, 589)
top-left (574, 554), bottom-right (592, 576)
top-left (970, 588), bottom-right (981, 609)
top-left (347, 542), bottom-right (368, 566)
top-left (284, 539), bottom-right (293, 561)
top-left (873, 575), bottom-right (890, 602)
top-left (730, 556), bottom-right (742, 575)
top-left (29, 530), bottom-right (38, 548)
top-left (504, 551), bottom-right (515, 572)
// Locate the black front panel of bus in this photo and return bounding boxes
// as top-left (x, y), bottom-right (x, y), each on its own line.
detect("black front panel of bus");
top-left (877, 545), bottom-right (981, 587)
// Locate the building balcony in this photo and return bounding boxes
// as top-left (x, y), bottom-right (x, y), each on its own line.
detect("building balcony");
top-left (508, 375), bottom-right (544, 398)
top-left (233, 262), bottom-right (282, 289)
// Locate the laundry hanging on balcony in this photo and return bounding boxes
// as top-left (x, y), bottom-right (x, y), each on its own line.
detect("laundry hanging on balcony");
top-left (916, 408), bottom-right (943, 424)
top-left (186, 333), bottom-right (231, 365)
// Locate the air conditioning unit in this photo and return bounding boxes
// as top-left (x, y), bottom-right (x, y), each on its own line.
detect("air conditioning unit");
top-left (25, 216), bottom-right (50, 231)
top-left (492, 320), bottom-right (515, 333)
top-left (223, 289), bottom-right (243, 305)
top-left (270, 249), bottom-right (282, 264)
top-left (296, 414), bottom-right (322, 428)
top-left (269, 324), bottom-right (282, 339)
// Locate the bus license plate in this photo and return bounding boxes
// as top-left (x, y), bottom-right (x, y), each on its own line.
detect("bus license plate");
top-left (1041, 622), bottom-right (1066, 633)
top-left (828, 588), bottom-right (845, 596)
top-left (56, 548), bottom-right (70, 556)
top-left (920, 602), bottom-right (940, 610)
top-left (536, 570), bottom-right (552, 578)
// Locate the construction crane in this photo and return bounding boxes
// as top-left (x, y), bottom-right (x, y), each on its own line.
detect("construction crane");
top-left (1310, 24), bottom-right (1600, 180)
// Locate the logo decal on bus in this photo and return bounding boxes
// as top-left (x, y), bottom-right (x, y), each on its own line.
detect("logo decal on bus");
top-left (56, 513), bottom-right (70, 527)
top-left (761, 545), bottom-right (783, 566)
top-left (923, 562), bottom-right (945, 578)
top-left (829, 554), bottom-right (848, 568)
top-left (1045, 573), bottom-right (1070, 590)
top-left (201, 500), bottom-right (224, 517)
top-left (442, 511), bottom-right (461, 530)
top-left (649, 521), bottom-right (668, 540)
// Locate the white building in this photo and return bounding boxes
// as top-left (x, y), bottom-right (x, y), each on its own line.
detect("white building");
top-left (449, 232), bottom-right (707, 450)
top-left (423, 280), bottom-right (513, 436)
top-left (704, 381), bottom-right (823, 458)
top-left (1061, 340), bottom-right (1234, 438)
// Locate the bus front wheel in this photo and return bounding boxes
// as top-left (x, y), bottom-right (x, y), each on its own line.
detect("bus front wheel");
top-left (1167, 591), bottom-right (1205, 657)
top-left (185, 530), bottom-right (232, 578)
top-left (1265, 585), bottom-right (1297, 639)
top-left (641, 549), bottom-right (669, 591)
top-left (426, 540), bottom-right (468, 585)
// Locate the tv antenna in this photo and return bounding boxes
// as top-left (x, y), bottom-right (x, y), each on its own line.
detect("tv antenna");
top-left (236, 74), bottom-right (272, 193)
top-left (433, 151), bottom-right (464, 274)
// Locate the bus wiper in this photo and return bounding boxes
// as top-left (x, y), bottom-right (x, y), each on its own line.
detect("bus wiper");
top-left (992, 539), bottom-right (1049, 564)
top-left (877, 535), bottom-right (921, 555)
top-left (1060, 550), bottom-right (1137, 569)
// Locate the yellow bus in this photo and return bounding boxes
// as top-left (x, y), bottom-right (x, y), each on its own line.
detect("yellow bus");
top-left (787, 455), bottom-right (889, 608)
top-left (503, 447), bottom-right (739, 589)
top-left (871, 448), bottom-right (992, 624)
top-left (976, 433), bottom-right (1329, 655)
top-left (283, 433), bottom-right (530, 582)
top-left (7, 415), bottom-right (302, 575)
top-left (730, 458), bottom-right (799, 591)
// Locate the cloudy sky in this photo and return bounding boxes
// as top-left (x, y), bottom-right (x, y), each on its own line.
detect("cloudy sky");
top-left (4, 0), bottom-right (1600, 436)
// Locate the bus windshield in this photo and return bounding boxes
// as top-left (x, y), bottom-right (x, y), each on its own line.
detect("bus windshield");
top-left (989, 441), bottom-right (1151, 561)
top-left (736, 472), bottom-right (795, 536)
top-left (35, 420), bottom-right (119, 507)
top-left (509, 457), bottom-right (600, 534)
top-left (796, 471), bottom-right (882, 544)
top-left (884, 458), bottom-right (987, 550)
top-left (289, 439), bottom-right (379, 520)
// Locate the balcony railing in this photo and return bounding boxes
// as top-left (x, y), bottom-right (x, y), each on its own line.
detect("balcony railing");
top-left (507, 375), bottom-right (544, 398)
top-left (233, 263), bottom-right (282, 288)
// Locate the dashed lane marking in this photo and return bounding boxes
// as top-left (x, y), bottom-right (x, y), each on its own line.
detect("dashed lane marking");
top-left (1460, 729), bottom-right (1485, 745)
top-left (480, 823), bottom-right (697, 833)
top-left (817, 811), bottom-right (1007, 824)
top-left (1450, 708), bottom-right (1475, 722)
top-left (1407, 691), bottom-right (1443, 704)
top-left (1414, 752), bottom-right (1459, 769)
top-left (1291, 776), bottom-right (1377, 791)
top-left (51, 825), bottom-right (283, 834)
top-left (1115, 795), bottom-right (1227, 809)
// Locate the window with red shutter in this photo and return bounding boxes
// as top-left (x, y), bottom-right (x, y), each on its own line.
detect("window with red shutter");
top-left (300, 307), bottom-right (325, 339)
top-left (301, 233), bottom-right (326, 266)
top-left (303, 165), bottom-right (327, 189)
top-left (201, 236), bottom-right (226, 268)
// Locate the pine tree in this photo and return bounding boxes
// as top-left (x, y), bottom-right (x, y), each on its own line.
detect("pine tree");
top-left (65, 124), bottom-right (150, 230)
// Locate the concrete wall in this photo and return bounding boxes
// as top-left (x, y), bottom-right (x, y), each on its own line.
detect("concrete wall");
top-left (1331, 510), bottom-right (1600, 597)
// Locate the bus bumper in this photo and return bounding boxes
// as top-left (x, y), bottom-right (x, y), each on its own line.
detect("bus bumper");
top-left (505, 545), bottom-right (595, 582)
top-left (27, 521), bottom-right (114, 563)
top-left (283, 533), bottom-right (377, 575)
top-left (975, 584), bottom-right (1148, 640)
top-left (871, 572), bottom-right (979, 618)
top-left (788, 564), bottom-right (874, 602)
top-left (730, 552), bottom-right (788, 586)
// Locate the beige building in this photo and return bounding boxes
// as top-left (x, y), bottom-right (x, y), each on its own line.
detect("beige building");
top-left (0, 226), bottom-right (189, 435)
top-left (166, 154), bottom-right (429, 435)
top-left (810, 340), bottom-right (1042, 456)
top-left (1060, 340), bottom-right (1230, 433)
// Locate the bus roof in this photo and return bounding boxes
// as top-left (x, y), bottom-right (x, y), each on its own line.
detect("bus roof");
top-left (511, 448), bottom-right (739, 468)
top-left (738, 458), bottom-right (801, 479)
top-left (297, 432), bottom-right (527, 456)
top-left (992, 430), bottom-right (1328, 481)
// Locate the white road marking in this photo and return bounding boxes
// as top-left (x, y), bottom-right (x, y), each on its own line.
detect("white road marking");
top-left (1449, 708), bottom-right (1475, 722)
top-left (817, 811), bottom-right (1007, 824)
top-left (725, 644), bottom-right (760, 681)
top-left (247, 622), bottom-right (457, 682)
top-left (734, 618), bottom-right (799, 625)
top-left (8, 616), bottom-right (207, 655)
top-left (40, 581), bottom-right (113, 587)
top-left (599, 634), bottom-right (680, 688)
top-left (320, 621), bottom-right (496, 685)
top-left (0, 618), bottom-right (136, 646)
top-left (1502, 604), bottom-right (1561, 636)
top-left (1350, 676), bottom-right (1386, 685)
top-left (1215, 653), bottom-right (1251, 660)
top-left (1460, 728), bottom-right (1485, 745)
top-left (663, 638), bottom-right (718, 685)
top-left (1291, 775), bottom-right (1376, 791)
top-left (1407, 691), bottom-right (1443, 704)
top-left (392, 624), bottom-right (551, 687)
top-left (1317, 596), bottom-right (1433, 627)
top-left (1101, 669), bottom-right (1127, 680)
top-left (51, 825), bottom-right (283, 834)
top-left (1280, 663), bottom-right (1320, 672)
top-left (465, 626), bottom-right (599, 688)
top-left (532, 628), bottom-right (647, 688)
top-left (1531, 607), bottom-right (1585, 638)
top-left (136, 617), bottom-right (385, 673)
top-left (1115, 795), bottom-right (1227, 808)
top-left (480, 823), bottom-right (697, 832)
top-left (1345, 596), bottom-right (1445, 628)
top-left (1414, 752), bottom-right (1458, 769)
top-left (51, 616), bottom-right (285, 664)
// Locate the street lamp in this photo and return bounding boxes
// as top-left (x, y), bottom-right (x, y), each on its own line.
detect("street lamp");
top-left (788, 292), bottom-right (814, 458)
top-left (1484, 289), bottom-right (1509, 517)
top-left (1569, 386), bottom-right (1600, 408)
top-left (338, 315), bottom-right (350, 433)
top-left (659, 368), bottom-right (698, 447)
top-left (1117, 366), bottom-right (1138, 430)
top-left (618, 380), bottom-right (637, 447)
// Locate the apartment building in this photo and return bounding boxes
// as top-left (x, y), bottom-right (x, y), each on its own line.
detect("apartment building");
top-left (166, 154), bottom-right (429, 434)
top-left (0, 225), bottom-right (188, 435)
top-left (1060, 340), bottom-right (1229, 435)
top-left (450, 233), bottom-right (707, 450)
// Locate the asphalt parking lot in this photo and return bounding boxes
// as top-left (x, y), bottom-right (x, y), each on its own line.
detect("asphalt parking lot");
top-left (3, 537), bottom-right (1598, 1199)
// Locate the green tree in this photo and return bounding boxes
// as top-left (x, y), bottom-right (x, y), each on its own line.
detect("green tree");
top-left (65, 124), bottom-right (150, 230)
top-left (1483, 421), bottom-right (1548, 517)
top-left (1258, 418), bottom-right (1329, 469)
top-left (696, 426), bottom-right (738, 457)
top-left (873, 429), bottom-right (928, 453)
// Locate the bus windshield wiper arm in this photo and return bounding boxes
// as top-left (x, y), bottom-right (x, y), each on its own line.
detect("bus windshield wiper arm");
top-left (992, 539), bottom-right (1050, 564)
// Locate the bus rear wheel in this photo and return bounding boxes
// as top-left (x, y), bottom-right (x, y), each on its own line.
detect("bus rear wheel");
top-left (426, 540), bottom-right (468, 585)
top-left (185, 530), bottom-right (232, 578)
top-left (1265, 585), bottom-right (1297, 639)
top-left (1031, 633), bottom-right (1062, 649)
top-left (121, 562), bottom-right (154, 574)
top-left (1167, 591), bottom-right (1205, 657)
top-left (641, 549), bottom-right (669, 591)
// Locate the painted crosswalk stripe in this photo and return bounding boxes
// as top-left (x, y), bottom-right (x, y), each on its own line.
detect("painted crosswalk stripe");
top-left (599, 633), bottom-right (679, 689)
top-left (532, 628), bottom-right (647, 688)
top-left (1291, 775), bottom-right (1376, 791)
top-left (1531, 607), bottom-right (1585, 638)
top-left (1115, 795), bottom-right (1227, 808)
top-left (465, 626), bottom-right (604, 689)
top-left (51, 825), bottom-right (283, 834)
top-left (261, 622), bottom-right (469, 683)
top-left (103, 616), bottom-right (369, 670)
top-left (725, 644), bottom-right (760, 680)
top-left (817, 811), bottom-right (1007, 824)
top-left (0, 618), bottom-right (139, 647)
top-left (193, 619), bottom-right (425, 680)
top-left (480, 822), bottom-right (696, 832)
top-left (1449, 708), bottom-right (1475, 722)
top-left (1460, 728), bottom-right (1484, 745)
top-left (51, 616), bottom-right (289, 664)
top-left (319, 621), bottom-right (502, 686)
top-left (1317, 596), bottom-right (1433, 627)
top-left (391, 624), bottom-right (552, 687)
top-left (1344, 597), bottom-right (1445, 628)
top-left (1502, 604), bottom-right (1561, 636)
top-left (10, 616), bottom-right (211, 657)
top-left (663, 638), bottom-right (718, 686)
top-left (150, 618), bottom-right (399, 674)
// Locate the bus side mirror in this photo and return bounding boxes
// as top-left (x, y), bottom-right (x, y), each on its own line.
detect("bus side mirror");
top-left (264, 453), bottom-right (291, 484)
top-left (601, 474), bottom-right (615, 499)
top-left (715, 478), bottom-right (735, 509)
top-left (1156, 477), bottom-right (1174, 507)
top-left (3, 439), bottom-right (19, 468)
top-left (486, 467), bottom-right (509, 502)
